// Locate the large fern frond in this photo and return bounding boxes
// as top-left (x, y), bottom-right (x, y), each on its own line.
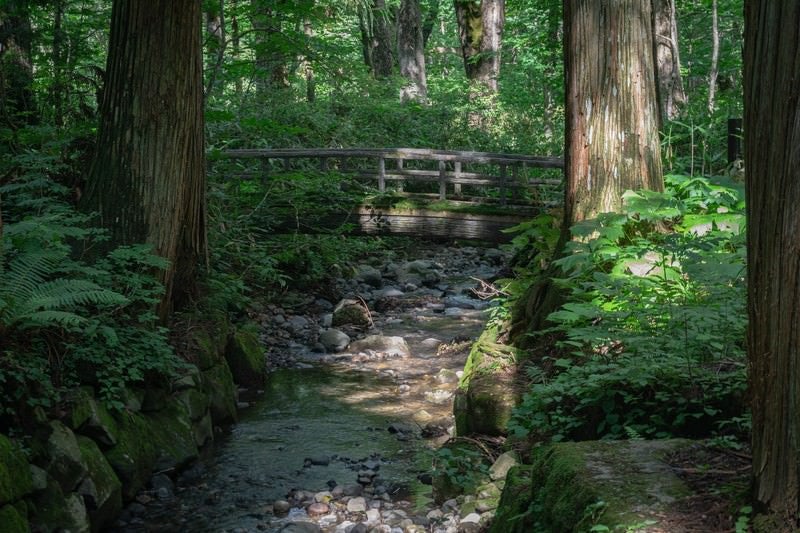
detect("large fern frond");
top-left (18, 310), bottom-right (88, 329)
top-left (20, 279), bottom-right (128, 314)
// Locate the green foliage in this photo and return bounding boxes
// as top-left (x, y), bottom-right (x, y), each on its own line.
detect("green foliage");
top-left (0, 128), bottom-right (182, 418)
top-left (509, 175), bottom-right (748, 443)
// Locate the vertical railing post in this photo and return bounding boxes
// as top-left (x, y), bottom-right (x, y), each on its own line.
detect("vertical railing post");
top-left (499, 163), bottom-right (508, 205)
top-left (320, 156), bottom-right (328, 172)
top-left (439, 160), bottom-right (447, 200)
top-left (378, 156), bottom-right (386, 192)
top-left (454, 161), bottom-right (462, 197)
top-left (283, 157), bottom-right (291, 172)
top-left (511, 164), bottom-right (520, 202)
top-left (397, 158), bottom-right (404, 193)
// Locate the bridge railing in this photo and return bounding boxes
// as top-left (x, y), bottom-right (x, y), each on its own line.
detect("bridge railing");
top-left (219, 148), bottom-right (564, 206)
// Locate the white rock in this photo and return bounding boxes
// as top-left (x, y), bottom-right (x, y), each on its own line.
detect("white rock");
top-left (366, 508), bottom-right (381, 524)
top-left (347, 496), bottom-right (367, 512)
top-left (460, 513), bottom-right (481, 524)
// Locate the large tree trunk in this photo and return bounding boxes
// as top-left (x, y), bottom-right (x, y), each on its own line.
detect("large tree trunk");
top-left (0, 0), bottom-right (37, 128)
top-left (564, 0), bottom-right (663, 223)
top-left (397, 0), bottom-right (427, 102)
top-left (82, 0), bottom-right (207, 316)
top-left (744, 1), bottom-right (800, 525)
top-left (511, 0), bottom-right (663, 342)
top-left (454, 0), bottom-right (504, 91)
top-left (652, 0), bottom-right (686, 121)
top-left (422, 0), bottom-right (440, 47)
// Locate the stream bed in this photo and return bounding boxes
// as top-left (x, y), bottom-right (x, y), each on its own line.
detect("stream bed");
top-left (113, 243), bottom-right (507, 533)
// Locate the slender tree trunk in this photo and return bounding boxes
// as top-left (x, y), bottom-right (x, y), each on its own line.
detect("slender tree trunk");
top-left (652, 0), bottom-right (686, 121)
top-left (511, 0), bottom-right (663, 342)
top-left (398, 0), bottom-right (427, 102)
top-left (707, 0), bottom-right (719, 114)
top-left (454, 0), bottom-right (504, 91)
top-left (0, 0), bottom-right (37, 127)
top-left (231, 0), bottom-right (242, 96)
top-left (205, 0), bottom-right (227, 97)
top-left (744, 1), bottom-right (800, 525)
top-left (51, 0), bottom-right (66, 126)
top-left (303, 17), bottom-right (315, 102)
top-left (82, 0), bottom-right (207, 316)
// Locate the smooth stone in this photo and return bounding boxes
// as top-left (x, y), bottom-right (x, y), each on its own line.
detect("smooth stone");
top-left (347, 496), bottom-right (367, 512)
top-left (488, 451), bottom-right (519, 481)
top-left (374, 288), bottom-right (404, 298)
top-left (334, 521), bottom-right (356, 533)
top-left (319, 329), bottom-right (350, 352)
top-left (273, 500), bottom-right (291, 516)
top-left (279, 522), bottom-right (321, 533)
top-left (314, 490), bottom-right (332, 502)
top-left (348, 336), bottom-right (410, 357)
top-left (366, 508), bottom-right (381, 524)
top-left (307, 502), bottom-right (329, 516)
top-left (460, 513), bottom-right (481, 524)
top-left (342, 484), bottom-right (363, 497)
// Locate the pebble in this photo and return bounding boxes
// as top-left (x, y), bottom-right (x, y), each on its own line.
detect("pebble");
top-left (307, 502), bottom-right (329, 516)
top-left (273, 500), bottom-right (291, 516)
top-left (347, 496), bottom-right (367, 512)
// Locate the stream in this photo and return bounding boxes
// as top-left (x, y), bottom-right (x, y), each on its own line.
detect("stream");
top-left (112, 243), bottom-right (507, 533)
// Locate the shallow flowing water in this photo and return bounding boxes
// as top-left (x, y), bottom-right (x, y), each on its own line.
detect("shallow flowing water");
top-left (114, 245), bottom-right (501, 532)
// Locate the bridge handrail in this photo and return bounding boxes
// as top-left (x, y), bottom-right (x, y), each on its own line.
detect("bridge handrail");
top-left (221, 147), bottom-right (564, 168)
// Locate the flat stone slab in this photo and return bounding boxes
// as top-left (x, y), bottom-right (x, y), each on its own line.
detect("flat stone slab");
top-left (492, 439), bottom-right (693, 533)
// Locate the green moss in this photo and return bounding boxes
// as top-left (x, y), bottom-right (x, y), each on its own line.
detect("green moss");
top-left (524, 440), bottom-right (693, 532)
top-left (0, 434), bottom-right (33, 505)
top-left (0, 504), bottom-right (30, 533)
top-left (102, 412), bottom-right (159, 500)
top-left (146, 401), bottom-right (199, 472)
top-left (490, 466), bottom-right (534, 533)
top-left (225, 323), bottom-right (266, 386)
top-left (77, 436), bottom-right (122, 532)
top-left (202, 362), bottom-right (238, 424)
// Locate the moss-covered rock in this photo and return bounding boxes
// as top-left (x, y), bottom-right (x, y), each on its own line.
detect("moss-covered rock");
top-left (103, 401), bottom-right (199, 501)
top-left (44, 421), bottom-right (88, 493)
top-left (76, 436), bottom-right (121, 532)
top-left (176, 388), bottom-right (210, 421)
top-left (454, 326), bottom-right (520, 436)
top-left (30, 476), bottom-right (90, 533)
top-left (0, 434), bottom-right (33, 505)
top-left (0, 503), bottom-right (29, 533)
top-left (202, 362), bottom-right (238, 424)
top-left (103, 412), bottom-right (159, 500)
top-left (187, 313), bottom-right (231, 371)
top-left (489, 465), bottom-right (534, 533)
top-left (72, 396), bottom-right (119, 448)
top-left (499, 439), bottom-right (693, 532)
top-left (192, 412), bottom-right (214, 448)
top-left (225, 323), bottom-right (266, 387)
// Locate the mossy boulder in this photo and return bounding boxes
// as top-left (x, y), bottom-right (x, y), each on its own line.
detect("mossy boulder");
top-left (187, 313), bottom-right (231, 371)
top-left (332, 299), bottom-right (371, 327)
top-left (495, 439), bottom-right (692, 532)
top-left (489, 465), bottom-right (534, 533)
top-left (0, 504), bottom-right (29, 533)
top-left (69, 394), bottom-right (119, 448)
top-left (31, 476), bottom-right (90, 533)
top-left (176, 388), bottom-right (210, 422)
top-left (76, 436), bottom-right (121, 532)
top-left (202, 362), bottom-right (238, 424)
top-left (44, 421), bottom-right (88, 493)
top-left (0, 434), bottom-right (33, 505)
top-left (104, 402), bottom-right (199, 500)
top-left (454, 326), bottom-right (520, 436)
top-left (225, 323), bottom-right (266, 387)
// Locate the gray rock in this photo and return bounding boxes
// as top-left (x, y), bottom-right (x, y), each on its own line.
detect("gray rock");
top-left (279, 522), bottom-right (321, 533)
top-left (489, 451), bottom-right (519, 481)
top-left (357, 265), bottom-right (384, 288)
top-left (287, 315), bottom-right (310, 332)
top-left (45, 421), bottom-right (88, 492)
top-left (349, 336), bottom-right (410, 357)
top-left (460, 512), bottom-right (481, 524)
top-left (273, 499), bottom-right (291, 516)
top-left (374, 287), bottom-right (404, 298)
top-left (320, 329), bottom-right (350, 352)
top-left (321, 313), bottom-right (333, 328)
top-left (347, 496), bottom-right (367, 512)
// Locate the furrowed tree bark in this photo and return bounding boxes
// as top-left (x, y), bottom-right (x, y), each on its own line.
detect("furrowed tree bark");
top-left (454, 0), bottom-right (504, 91)
top-left (251, 0), bottom-right (289, 93)
top-left (652, 0), bottom-right (686, 121)
top-left (511, 0), bottom-right (663, 343)
top-left (397, 0), bottom-right (427, 102)
top-left (358, 0), bottom-right (395, 78)
top-left (82, 0), bottom-right (207, 317)
top-left (422, 0), bottom-right (440, 47)
top-left (744, 1), bottom-right (800, 525)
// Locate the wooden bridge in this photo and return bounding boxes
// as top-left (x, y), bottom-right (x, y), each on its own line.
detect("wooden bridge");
top-left (216, 148), bottom-right (564, 242)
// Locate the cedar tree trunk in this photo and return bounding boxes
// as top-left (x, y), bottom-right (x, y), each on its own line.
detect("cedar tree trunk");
top-left (82, 0), bottom-right (207, 316)
top-left (652, 0), bottom-right (686, 121)
top-left (744, 1), bottom-right (800, 524)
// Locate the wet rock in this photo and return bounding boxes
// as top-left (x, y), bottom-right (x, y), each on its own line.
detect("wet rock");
top-left (347, 496), bottom-right (367, 512)
top-left (77, 435), bottom-right (122, 530)
top-left (305, 456), bottom-right (331, 466)
top-left (349, 524), bottom-right (369, 533)
top-left (387, 423), bottom-right (414, 434)
top-left (225, 325), bottom-right (267, 387)
top-left (342, 484), bottom-right (363, 497)
top-left (279, 522), bottom-right (321, 533)
top-left (333, 299), bottom-right (372, 328)
top-left (320, 329), bottom-right (351, 353)
top-left (307, 502), bottom-right (329, 516)
top-left (273, 499), bottom-right (291, 516)
top-left (321, 313), bottom-right (333, 328)
top-left (374, 287), bottom-right (404, 298)
top-left (350, 336), bottom-right (410, 357)
top-left (443, 307), bottom-right (469, 318)
top-left (45, 420), bottom-right (88, 492)
top-left (288, 315), bottom-right (310, 332)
